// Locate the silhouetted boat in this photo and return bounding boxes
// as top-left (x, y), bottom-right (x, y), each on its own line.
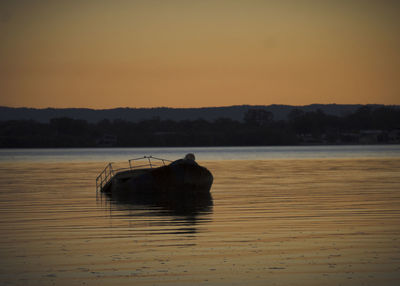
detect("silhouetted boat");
top-left (96, 154), bottom-right (213, 202)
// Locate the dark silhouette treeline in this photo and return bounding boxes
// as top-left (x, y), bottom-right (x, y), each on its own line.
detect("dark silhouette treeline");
top-left (1, 106), bottom-right (399, 147)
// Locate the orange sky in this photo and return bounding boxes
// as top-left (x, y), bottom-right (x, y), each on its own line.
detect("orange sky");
top-left (0, 0), bottom-right (399, 108)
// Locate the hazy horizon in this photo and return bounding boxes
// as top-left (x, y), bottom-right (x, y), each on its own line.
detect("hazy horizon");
top-left (1, 102), bottom-right (399, 111)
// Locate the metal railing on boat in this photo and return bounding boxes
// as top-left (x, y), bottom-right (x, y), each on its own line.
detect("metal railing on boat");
top-left (96, 156), bottom-right (172, 192)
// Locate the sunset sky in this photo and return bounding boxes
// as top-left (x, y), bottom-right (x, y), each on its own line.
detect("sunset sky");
top-left (0, 0), bottom-right (399, 108)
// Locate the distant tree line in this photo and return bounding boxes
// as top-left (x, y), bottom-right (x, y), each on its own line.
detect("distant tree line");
top-left (0, 106), bottom-right (399, 148)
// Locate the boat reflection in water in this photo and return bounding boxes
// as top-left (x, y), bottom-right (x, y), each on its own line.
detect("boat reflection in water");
top-left (100, 187), bottom-right (213, 217)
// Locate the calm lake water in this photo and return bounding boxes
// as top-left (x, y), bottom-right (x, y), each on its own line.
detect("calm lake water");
top-left (0, 146), bottom-right (400, 286)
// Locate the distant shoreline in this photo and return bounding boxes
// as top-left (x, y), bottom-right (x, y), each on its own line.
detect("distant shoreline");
top-left (1, 105), bottom-right (399, 148)
top-left (1, 104), bottom-right (399, 123)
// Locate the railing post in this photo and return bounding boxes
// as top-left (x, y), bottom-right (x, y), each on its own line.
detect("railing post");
top-left (110, 163), bottom-right (114, 176)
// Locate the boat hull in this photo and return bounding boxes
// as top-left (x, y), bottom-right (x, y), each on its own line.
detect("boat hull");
top-left (103, 162), bottom-right (213, 199)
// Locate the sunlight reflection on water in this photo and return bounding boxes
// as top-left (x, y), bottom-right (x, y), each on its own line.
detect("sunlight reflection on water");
top-left (0, 150), bottom-right (400, 285)
top-left (1, 145), bottom-right (400, 162)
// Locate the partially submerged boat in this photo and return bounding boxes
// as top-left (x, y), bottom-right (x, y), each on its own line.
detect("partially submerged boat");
top-left (96, 154), bottom-right (213, 201)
